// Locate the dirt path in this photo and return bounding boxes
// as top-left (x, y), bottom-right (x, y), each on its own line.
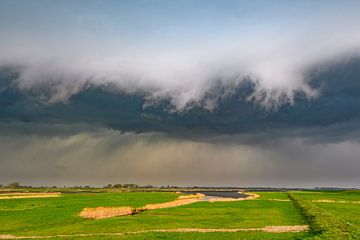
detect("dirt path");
top-left (0, 225), bottom-right (308, 239)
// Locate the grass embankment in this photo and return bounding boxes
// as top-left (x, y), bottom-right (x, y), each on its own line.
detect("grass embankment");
top-left (288, 192), bottom-right (360, 239)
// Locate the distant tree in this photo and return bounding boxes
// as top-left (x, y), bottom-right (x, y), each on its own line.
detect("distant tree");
top-left (8, 182), bottom-right (20, 188)
top-left (112, 184), bottom-right (123, 188)
top-left (104, 184), bottom-right (112, 188)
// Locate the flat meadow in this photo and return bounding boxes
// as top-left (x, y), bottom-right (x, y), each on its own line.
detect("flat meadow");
top-left (0, 188), bottom-right (359, 239)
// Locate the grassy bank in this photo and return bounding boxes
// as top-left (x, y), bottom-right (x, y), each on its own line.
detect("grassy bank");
top-left (288, 191), bottom-right (360, 239)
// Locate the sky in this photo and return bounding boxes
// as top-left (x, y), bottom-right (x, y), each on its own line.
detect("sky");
top-left (0, 0), bottom-right (360, 187)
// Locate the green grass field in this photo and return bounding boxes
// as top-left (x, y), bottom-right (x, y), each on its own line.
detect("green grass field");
top-left (0, 189), bottom-right (359, 239)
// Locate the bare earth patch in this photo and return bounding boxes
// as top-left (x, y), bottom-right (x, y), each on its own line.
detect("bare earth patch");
top-left (0, 225), bottom-right (308, 239)
top-left (79, 206), bottom-right (134, 219)
top-left (0, 193), bottom-right (61, 200)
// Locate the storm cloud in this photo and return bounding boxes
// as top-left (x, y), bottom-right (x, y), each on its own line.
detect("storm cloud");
top-left (1, 57), bottom-right (360, 137)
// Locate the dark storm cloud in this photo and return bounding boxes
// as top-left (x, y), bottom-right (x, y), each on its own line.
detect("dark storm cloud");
top-left (1, 58), bottom-right (360, 141)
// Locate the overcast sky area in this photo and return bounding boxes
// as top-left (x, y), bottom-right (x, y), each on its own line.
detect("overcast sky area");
top-left (1, 0), bottom-right (360, 187)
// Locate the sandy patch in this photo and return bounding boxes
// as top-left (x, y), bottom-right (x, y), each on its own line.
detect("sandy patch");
top-left (0, 225), bottom-right (308, 239)
top-left (79, 206), bottom-right (134, 219)
top-left (141, 198), bottom-right (198, 210)
top-left (80, 194), bottom-right (204, 219)
top-left (0, 193), bottom-right (61, 200)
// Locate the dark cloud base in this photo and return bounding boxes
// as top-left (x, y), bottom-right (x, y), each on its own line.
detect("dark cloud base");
top-left (1, 58), bottom-right (360, 138)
